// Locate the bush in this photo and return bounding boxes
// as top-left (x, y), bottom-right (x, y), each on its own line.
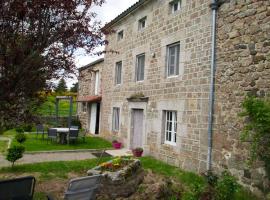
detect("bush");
top-left (203, 170), bottom-right (218, 187)
top-left (15, 133), bottom-right (27, 144)
top-left (22, 123), bottom-right (33, 132)
top-left (6, 145), bottom-right (25, 167)
top-left (215, 171), bottom-right (239, 200)
top-left (15, 127), bottom-right (24, 133)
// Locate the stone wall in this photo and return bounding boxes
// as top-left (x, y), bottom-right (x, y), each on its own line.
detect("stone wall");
top-left (101, 0), bottom-right (213, 172)
top-left (213, 0), bottom-right (270, 194)
top-left (78, 62), bottom-right (103, 130)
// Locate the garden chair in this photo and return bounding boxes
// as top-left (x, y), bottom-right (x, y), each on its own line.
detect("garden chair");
top-left (47, 175), bottom-right (102, 200)
top-left (68, 129), bottom-right (79, 143)
top-left (70, 126), bottom-right (79, 129)
top-left (47, 128), bottom-right (57, 144)
top-left (0, 176), bottom-right (36, 200)
top-left (36, 124), bottom-right (45, 140)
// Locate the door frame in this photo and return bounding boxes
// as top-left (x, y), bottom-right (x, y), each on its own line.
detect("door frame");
top-left (88, 102), bottom-right (101, 135)
top-left (127, 102), bottom-right (147, 150)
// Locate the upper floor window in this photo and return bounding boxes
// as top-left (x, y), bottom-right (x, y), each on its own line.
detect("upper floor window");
top-left (138, 16), bottom-right (147, 31)
top-left (94, 71), bottom-right (100, 95)
top-left (170, 0), bottom-right (181, 13)
top-left (164, 110), bottom-right (177, 146)
top-left (115, 61), bottom-right (122, 85)
top-left (136, 53), bottom-right (145, 82)
top-left (112, 107), bottom-right (120, 132)
top-left (117, 30), bottom-right (124, 41)
top-left (166, 42), bottom-right (180, 77)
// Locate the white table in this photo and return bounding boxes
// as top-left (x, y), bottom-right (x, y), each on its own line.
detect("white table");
top-left (52, 128), bottom-right (78, 144)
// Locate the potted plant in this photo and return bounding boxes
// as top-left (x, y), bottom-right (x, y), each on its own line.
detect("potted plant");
top-left (132, 147), bottom-right (143, 157)
top-left (112, 140), bottom-right (122, 149)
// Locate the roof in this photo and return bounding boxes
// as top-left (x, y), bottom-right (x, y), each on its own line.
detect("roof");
top-left (78, 58), bottom-right (104, 72)
top-left (76, 95), bottom-right (102, 102)
top-left (103, 0), bottom-right (151, 30)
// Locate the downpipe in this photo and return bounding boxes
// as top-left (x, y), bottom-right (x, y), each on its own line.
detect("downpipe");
top-left (207, 0), bottom-right (220, 171)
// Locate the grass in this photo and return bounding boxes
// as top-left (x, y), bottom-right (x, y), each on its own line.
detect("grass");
top-left (0, 157), bottom-right (258, 200)
top-left (0, 141), bottom-right (8, 153)
top-left (3, 130), bottom-right (112, 152)
top-left (36, 95), bottom-right (77, 117)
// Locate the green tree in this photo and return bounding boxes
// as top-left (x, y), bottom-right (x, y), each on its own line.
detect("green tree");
top-left (55, 78), bottom-right (67, 93)
top-left (70, 82), bottom-right (78, 93)
top-left (6, 145), bottom-right (25, 167)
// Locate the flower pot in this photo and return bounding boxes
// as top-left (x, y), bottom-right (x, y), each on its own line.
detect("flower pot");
top-left (112, 142), bottom-right (122, 149)
top-left (132, 149), bottom-right (143, 157)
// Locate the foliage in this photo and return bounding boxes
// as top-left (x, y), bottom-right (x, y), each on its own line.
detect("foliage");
top-left (0, 141), bottom-right (8, 153)
top-left (15, 133), bottom-right (27, 144)
top-left (6, 145), bottom-right (25, 167)
top-left (70, 82), bottom-right (78, 93)
top-left (99, 156), bottom-right (133, 172)
top-left (71, 118), bottom-right (82, 129)
top-left (0, 0), bottom-right (106, 129)
top-left (133, 147), bottom-right (143, 152)
top-left (129, 92), bottom-right (145, 99)
top-left (22, 124), bottom-right (33, 132)
top-left (240, 96), bottom-right (270, 178)
top-left (202, 170), bottom-right (218, 187)
top-left (214, 171), bottom-right (239, 200)
top-left (55, 78), bottom-right (67, 93)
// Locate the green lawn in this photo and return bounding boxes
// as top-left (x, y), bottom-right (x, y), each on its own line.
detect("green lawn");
top-left (3, 130), bottom-right (112, 152)
top-left (0, 157), bottom-right (257, 200)
top-left (0, 141), bottom-right (8, 153)
top-left (36, 95), bottom-right (77, 117)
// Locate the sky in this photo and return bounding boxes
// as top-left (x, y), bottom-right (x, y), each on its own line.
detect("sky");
top-left (65, 0), bottom-right (139, 88)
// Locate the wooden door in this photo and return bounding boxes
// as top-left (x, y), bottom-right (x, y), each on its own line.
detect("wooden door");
top-left (131, 109), bottom-right (144, 148)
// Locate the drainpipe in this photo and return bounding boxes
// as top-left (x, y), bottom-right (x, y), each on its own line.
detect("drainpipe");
top-left (207, 0), bottom-right (219, 171)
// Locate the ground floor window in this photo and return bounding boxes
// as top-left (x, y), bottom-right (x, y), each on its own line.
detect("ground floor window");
top-left (112, 107), bottom-right (120, 132)
top-left (82, 102), bottom-right (87, 112)
top-left (164, 110), bottom-right (177, 145)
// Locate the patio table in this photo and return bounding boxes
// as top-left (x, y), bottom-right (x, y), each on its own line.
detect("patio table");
top-left (52, 128), bottom-right (77, 144)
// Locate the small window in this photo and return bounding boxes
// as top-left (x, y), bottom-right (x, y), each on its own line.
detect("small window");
top-left (94, 71), bottom-right (100, 95)
top-left (117, 30), bottom-right (124, 41)
top-left (138, 16), bottom-right (147, 30)
top-left (166, 42), bottom-right (180, 77)
top-left (136, 53), bottom-right (145, 81)
top-left (112, 107), bottom-right (120, 132)
top-left (170, 0), bottom-right (181, 13)
top-left (82, 102), bottom-right (87, 112)
top-left (115, 61), bottom-right (122, 85)
top-left (164, 111), bottom-right (177, 145)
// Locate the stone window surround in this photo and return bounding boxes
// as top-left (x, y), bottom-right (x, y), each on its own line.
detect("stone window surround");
top-left (164, 110), bottom-right (177, 146)
top-left (168, 0), bottom-right (186, 15)
top-left (166, 42), bottom-right (180, 77)
top-left (127, 101), bottom-right (148, 150)
top-left (109, 102), bottom-right (122, 136)
top-left (132, 43), bottom-right (150, 83)
top-left (117, 30), bottom-right (124, 41)
top-left (115, 61), bottom-right (122, 85)
top-left (112, 56), bottom-right (126, 87)
top-left (135, 53), bottom-right (146, 82)
top-left (112, 107), bottom-right (120, 132)
top-left (160, 30), bottom-right (187, 81)
top-left (138, 16), bottom-right (147, 31)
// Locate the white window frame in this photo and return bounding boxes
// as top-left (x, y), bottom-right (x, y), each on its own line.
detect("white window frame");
top-left (115, 61), bottom-right (122, 85)
top-left (117, 30), bottom-right (124, 41)
top-left (166, 42), bottom-right (180, 77)
top-left (170, 0), bottom-right (181, 13)
top-left (138, 16), bottom-right (147, 31)
top-left (94, 71), bottom-right (100, 95)
top-left (112, 107), bottom-right (120, 132)
top-left (136, 53), bottom-right (145, 82)
top-left (164, 110), bottom-right (177, 146)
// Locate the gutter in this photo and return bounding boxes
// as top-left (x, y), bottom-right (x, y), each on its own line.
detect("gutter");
top-left (207, 0), bottom-right (221, 171)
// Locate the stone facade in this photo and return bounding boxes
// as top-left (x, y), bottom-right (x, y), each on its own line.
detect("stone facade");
top-left (78, 59), bottom-right (103, 131)
top-left (213, 0), bottom-right (270, 194)
top-left (101, 0), bottom-right (212, 172)
top-left (78, 0), bottom-right (270, 193)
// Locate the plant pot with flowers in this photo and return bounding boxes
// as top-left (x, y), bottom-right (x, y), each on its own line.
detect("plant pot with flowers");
top-left (112, 140), bottom-right (122, 149)
top-left (132, 147), bottom-right (143, 157)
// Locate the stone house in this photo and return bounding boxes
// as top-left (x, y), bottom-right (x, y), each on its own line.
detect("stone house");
top-left (78, 0), bottom-right (270, 192)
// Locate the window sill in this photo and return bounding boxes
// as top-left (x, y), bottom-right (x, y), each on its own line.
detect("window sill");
top-left (167, 75), bottom-right (179, 79)
top-left (136, 80), bottom-right (144, 83)
top-left (164, 141), bottom-right (177, 146)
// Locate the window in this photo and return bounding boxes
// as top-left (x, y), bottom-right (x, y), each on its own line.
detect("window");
top-left (94, 71), bottom-right (100, 95)
top-left (82, 102), bottom-right (87, 112)
top-left (117, 30), bottom-right (124, 41)
top-left (112, 107), bottom-right (120, 132)
top-left (136, 53), bottom-right (145, 81)
top-left (170, 0), bottom-right (181, 13)
top-left (166, 42), bottom-right (180, 77)
top-left (164, 111), bottom-right (177, 145)
top-left (138, 16), bottom-right (147, 30)
top-left (115, 61), bottom-right (122, 85)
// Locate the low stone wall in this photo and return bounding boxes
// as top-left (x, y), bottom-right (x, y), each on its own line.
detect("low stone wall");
top-left (87, 159), bottom-right (144, 199)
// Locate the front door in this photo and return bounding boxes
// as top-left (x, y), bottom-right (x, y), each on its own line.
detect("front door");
top-left (131, 109), bottom-right (144, 149)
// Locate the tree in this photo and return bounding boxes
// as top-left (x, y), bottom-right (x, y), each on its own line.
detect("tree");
top-left (0, 0), bottom-right (106, 129)
top-left (55, 78), bottom-right (67, 93)
top-left (70, 82), bottom-right (78, 93)
top-left (6, 145), bottom-right (25, 167)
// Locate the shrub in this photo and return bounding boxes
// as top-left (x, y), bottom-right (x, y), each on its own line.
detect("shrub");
top-left (240, 96), bottom-right (270, 178)
top-left (6, 145), bottom-right (25, 167)
top-left (15, 133), bottom-right (27, 144)
top-left (214, 171), bottom-right (239, 200)
top-left (203, 170), bottom-right (218, 187)
top-left (15, 127), bottom-right (24, 133)
top-left (22, 123), bottom-right (33, 132)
